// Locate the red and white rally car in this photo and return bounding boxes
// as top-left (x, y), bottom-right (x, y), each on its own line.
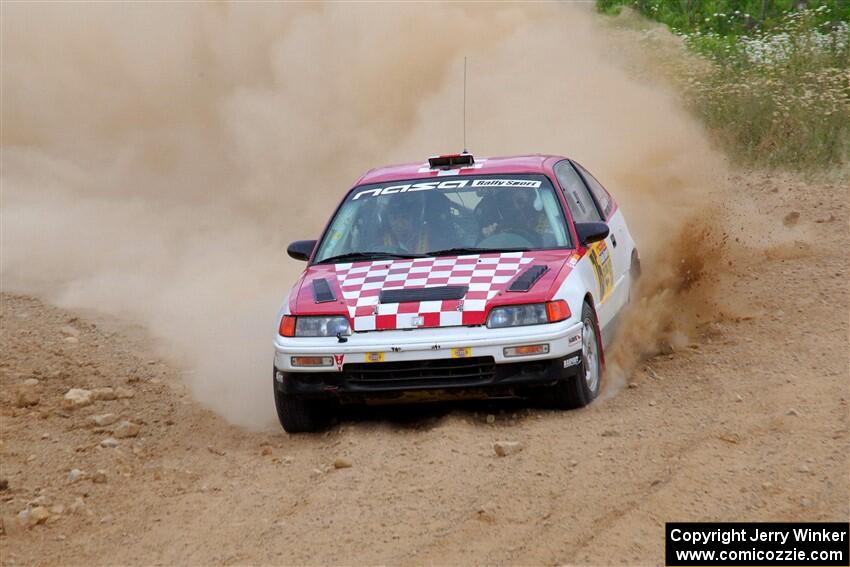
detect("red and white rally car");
top-left (274, 153), bottom-right (638, 432)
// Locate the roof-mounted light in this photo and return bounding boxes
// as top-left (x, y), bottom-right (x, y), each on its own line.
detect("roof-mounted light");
top-left (427, 153), bottom-right (474, 169)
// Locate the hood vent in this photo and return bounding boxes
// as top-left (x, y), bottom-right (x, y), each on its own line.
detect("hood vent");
top-left (380, 286), bottom-right (468, 304)
top-left (508, 265), bottom-right (549, 292)
top-left (311, 278), bottom-right (336, 303)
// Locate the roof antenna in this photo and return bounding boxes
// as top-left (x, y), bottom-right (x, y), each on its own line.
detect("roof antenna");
top-left (463, 56), bottom-right (468, 154)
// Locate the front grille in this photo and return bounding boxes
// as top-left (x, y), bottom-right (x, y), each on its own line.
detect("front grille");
top-left (344, 356), bottom-right (495, 386)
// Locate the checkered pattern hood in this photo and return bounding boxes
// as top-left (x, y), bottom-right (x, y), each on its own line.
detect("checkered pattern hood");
top-left (295, 252), bottom-right (571, 332)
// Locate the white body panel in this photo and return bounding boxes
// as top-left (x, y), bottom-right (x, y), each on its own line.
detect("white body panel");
top-left (607, 208), bottom-right (632, 312)
top-left (274, 318), bottom-right (583, 372)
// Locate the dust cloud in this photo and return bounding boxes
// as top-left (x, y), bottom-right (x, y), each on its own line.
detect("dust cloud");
top-left (1, 2), bottom-right (726, 427)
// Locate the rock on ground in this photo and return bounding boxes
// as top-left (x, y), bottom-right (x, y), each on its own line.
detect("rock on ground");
top-left (89, 413), bottom-right (119, 427)
top-left (493, 441), bottom-right (524, 457)
top-left (15, 382), bottom-right (40, 407)
top-left (114, 421), bottom-right (140, 438)
top-left (91, 387), bottom-right (116, 401)
top-left (115, 387), bottom-right (135, 399)
top-left (63, 389), bottom-right (92, 409)
top-left (18, 506), bottom-right (50, 528)
top-left (60, 325), bottom-right (81, 338)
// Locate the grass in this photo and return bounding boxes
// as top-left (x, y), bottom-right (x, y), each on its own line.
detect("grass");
top-left (598, 1), bottom-right (850, 171)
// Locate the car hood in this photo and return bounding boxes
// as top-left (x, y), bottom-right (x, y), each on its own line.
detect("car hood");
top-left (290, 250), bottom-right (576, 332)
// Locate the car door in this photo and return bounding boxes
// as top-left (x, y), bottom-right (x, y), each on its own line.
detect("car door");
top-left (573, 161), bottom-right (633, 313)
top-left (553, 160), bottom-right (617, 331)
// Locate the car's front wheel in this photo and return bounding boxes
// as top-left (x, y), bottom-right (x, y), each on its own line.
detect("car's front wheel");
top-left (548, 301), bottom-right (601, 409)
top-left (273, 377), bottom-right (331, 433)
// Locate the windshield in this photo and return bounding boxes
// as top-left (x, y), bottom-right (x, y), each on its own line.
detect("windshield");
top-left (313, 174), bottom-right (571, 264)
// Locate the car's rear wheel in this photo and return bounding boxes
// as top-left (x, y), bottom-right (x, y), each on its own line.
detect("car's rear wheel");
top-left (548, 301), bottom-right (601, 409)
top-left (273, 377), bottom-right (331, 433)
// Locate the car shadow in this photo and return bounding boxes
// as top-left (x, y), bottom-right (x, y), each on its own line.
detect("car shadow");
top-left (333, 396), bottom-right (549, 431)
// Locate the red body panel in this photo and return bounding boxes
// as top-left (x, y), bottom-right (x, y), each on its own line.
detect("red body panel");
top-left (356, 154), bottom-right (557, 185)
top-left (293, 250), bottom-right (578, 331)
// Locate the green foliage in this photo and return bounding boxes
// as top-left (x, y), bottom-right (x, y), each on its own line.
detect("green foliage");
top-left (597, 0), bottom-right (849, 36)
top-left (597, 1), bottom-right (850, 170)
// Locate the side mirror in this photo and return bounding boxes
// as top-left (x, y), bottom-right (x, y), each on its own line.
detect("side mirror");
top-left (287, 240), bottom-right (317, 261)
top-left (574, 222), bottom-right (609, 246)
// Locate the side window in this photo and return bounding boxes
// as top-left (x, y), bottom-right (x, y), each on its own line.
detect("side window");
top-left (554, 160), bottom-right (601, 223)
top-left (574, 163), bottom-right (613, 218)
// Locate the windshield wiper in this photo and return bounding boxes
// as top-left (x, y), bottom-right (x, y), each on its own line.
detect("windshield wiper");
top-left (316, 251), bottom-right (426, 264)
top-left (425, 246), bottom-right (531, 257)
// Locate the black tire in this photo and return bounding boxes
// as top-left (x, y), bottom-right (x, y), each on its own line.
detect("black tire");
top-left (549, 301), bottom-right (602, 409)
top-left (273, 379), bottom-right (331, 433)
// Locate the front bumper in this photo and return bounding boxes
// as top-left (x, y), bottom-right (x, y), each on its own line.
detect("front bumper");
top-left (273, 320), bottom-right (583, 399)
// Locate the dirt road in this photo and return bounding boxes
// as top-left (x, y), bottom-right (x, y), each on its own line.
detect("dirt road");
top-left (1, 169), bottom-right (847, 566)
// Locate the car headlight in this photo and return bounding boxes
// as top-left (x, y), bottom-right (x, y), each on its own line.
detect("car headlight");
top-left (279, 315), bottom-right (351, 337)
top-left (486, 301), bottom-right (571, 329)
top-left (295, 316), bottom-right (351, 337)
